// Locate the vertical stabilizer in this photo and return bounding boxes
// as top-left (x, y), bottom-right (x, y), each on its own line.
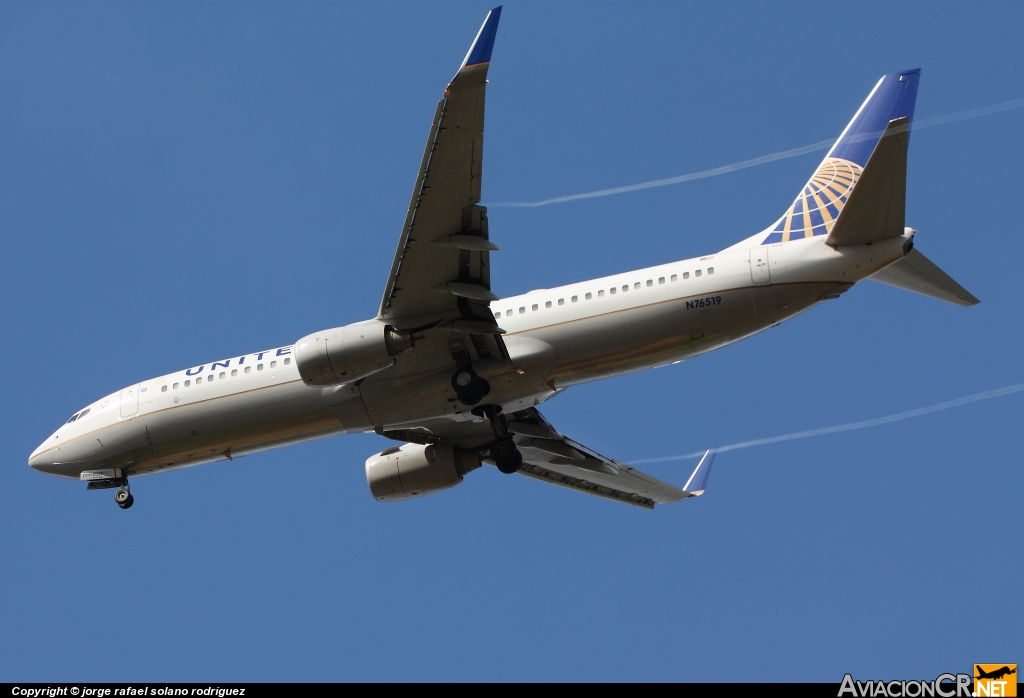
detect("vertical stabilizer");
top-left (761, 70), bottom-right (920, 245)
top-left (824, 115), bottom-right (910, 246)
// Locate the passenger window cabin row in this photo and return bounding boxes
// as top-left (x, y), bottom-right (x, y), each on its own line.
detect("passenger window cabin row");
top-left (494, 267), bottom-right (715, 319)
top-left (158, 357), bottom-right (292, 393)
top-left (66, 356), bottom-right (296, 420)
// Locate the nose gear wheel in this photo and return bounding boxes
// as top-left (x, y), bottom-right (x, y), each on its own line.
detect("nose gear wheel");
top-left (114, 487), bottom-right (134, 509)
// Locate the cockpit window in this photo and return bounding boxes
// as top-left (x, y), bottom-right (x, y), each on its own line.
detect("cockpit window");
top-left (66, 407), bottom-right (91, 423)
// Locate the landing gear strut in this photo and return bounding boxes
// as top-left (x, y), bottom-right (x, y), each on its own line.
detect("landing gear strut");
top-left (114, 487), bottom-right (134, 509)
top-left (451, 365), bottom-right (489, 406)
top-left (473, 403), bottom-right (523, 474)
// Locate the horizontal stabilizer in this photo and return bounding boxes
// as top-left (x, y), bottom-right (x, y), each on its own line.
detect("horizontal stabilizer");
top-left (825, 116), bottom-right (909, 247)
top-left (869, 247), bottom-right (979, 306)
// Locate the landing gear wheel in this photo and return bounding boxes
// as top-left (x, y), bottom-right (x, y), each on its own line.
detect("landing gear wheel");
top-left (451, 368), bottom-right (489, 406)
top-left (114, 488), bottom-right (134, 509)
top-left (462, 379), bottom-right (489, 406)
top-left (492, 437), bottom-right (523, 474)
top-left (452, 367), bottom-right (480, 393)
top-left (496, 451), bottom-right (522, 474)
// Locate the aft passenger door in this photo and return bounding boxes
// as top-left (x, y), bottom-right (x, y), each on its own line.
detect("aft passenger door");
top-left (750, 248), bottom-right (771, 285)
top-left (119, 384), bottom-right (140, 419)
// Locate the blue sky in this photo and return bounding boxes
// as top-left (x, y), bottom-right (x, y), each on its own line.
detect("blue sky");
top-left (2, 1), bottom-right (1021, 682)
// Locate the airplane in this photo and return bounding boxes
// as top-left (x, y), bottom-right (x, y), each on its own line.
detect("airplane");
top-left (976, 666), bottom-right (1016, 681)
top-left (28, 7), bottom-right (978, 510)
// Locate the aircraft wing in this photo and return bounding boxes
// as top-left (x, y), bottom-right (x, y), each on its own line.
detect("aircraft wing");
top-left (378, 406), bottom-right (716, 510)
top-left (509, 408), bottom-right (715, 509)
top-left (379, 7), bottom-right (503, 325)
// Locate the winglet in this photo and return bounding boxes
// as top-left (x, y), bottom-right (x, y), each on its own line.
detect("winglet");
top-left (683, 449), bottom-right (716, 496)
top-left (460, 7), bottom-right (502, 70)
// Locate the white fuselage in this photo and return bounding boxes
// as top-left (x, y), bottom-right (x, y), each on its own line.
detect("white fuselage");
top-left (28, 232), bottom-right (909, 480)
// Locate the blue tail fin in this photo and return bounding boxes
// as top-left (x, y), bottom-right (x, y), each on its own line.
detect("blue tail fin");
top-left (828, 70), bottom-right (920, 166)
top-left (762, 70), bottom-right (920, 244)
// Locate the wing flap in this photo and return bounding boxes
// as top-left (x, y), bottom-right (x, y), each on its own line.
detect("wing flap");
top-left (517, 462), bottom-right (659, 510)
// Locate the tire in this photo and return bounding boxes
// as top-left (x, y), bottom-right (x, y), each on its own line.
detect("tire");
top-left (492, 437), bottom-right (515, 459)
top-left (451, 368), bottom-right (480, 394)
top-left (122, 493), bottom-right (134, 509)
top-left (458, 379), bottom-right (489, 406)
top-left (114, 488), bottom-right (131, 504)
top-left (453, 366), bottom-right (488, 405)
top-left (496, 450), bottom-right (523, 475)
top-left (492, 438), bottom-right (522, 474)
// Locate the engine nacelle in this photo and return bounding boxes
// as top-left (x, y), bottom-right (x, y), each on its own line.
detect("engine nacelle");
top-left (294, 319), bottom-right (412, 387)
top-left (365, 443), bottom-right (481, 502)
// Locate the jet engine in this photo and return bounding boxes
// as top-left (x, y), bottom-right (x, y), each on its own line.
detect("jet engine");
top-left (365, 443), bottom-right (481, 501)
top-left (294, 320), bottom-right (413, 387)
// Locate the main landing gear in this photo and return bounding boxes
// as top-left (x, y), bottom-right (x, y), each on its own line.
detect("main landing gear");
top-left (473, 404), bottom-right (523, 474)
top-left (451, 365), bottom-right (489, 406)
top-left (114, 487), bottom-right (134, 509)
top-left (491, 436), bottom-right (523, 474)
top-left (451, 345), bottom-right (517, 471)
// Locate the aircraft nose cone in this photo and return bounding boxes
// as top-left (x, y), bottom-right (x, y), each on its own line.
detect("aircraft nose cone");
top-left (28, 444), bottom-right (54, 472)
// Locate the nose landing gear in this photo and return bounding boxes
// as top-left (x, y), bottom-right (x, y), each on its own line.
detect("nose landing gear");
top-left (114, 487), bottom-right (134, 509)
top-left (85, 474), bottom-right (135, 509)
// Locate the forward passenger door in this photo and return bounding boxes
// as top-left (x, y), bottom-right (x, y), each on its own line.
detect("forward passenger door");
top-left (119, 384), bottom-right (139, 419)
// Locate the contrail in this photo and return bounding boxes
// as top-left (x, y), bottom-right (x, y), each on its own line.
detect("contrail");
top-left (494, 139), bottom-right (835, 208)
top-left (631, 382), bottom-right (1024, 464)
top-left (492, 97), bottom-right (1024, 208)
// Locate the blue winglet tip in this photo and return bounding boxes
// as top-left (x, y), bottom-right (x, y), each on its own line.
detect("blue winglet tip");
top-left (462, 6), bottom-right (502, 69)
top-left (683, 449), bottom-right (717, 496)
